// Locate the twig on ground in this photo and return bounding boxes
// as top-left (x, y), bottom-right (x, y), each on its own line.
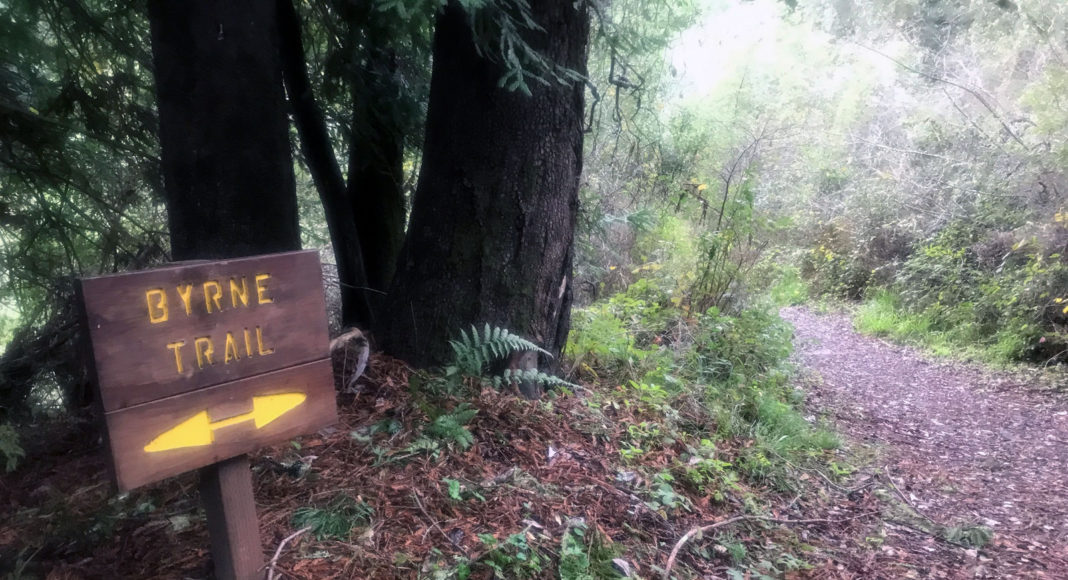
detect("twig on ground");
top-left (884, 520), bottom-right (978, 549)
top-left (884, 465), bottom-right (937, 526)
top-left (769, 448), bottom-right (875, 495)
top-left (412, 492), bottom-right (469, 558)
top-left (663, 512), bottom-right (879, 578)
top-left (266, 526), bottom-right (311, 580)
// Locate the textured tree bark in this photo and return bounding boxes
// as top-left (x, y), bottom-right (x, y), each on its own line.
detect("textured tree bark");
top-left (277, 0), bottom-right (373, 327)
top-left (376, 0), bottom-right (589, 395)
top-left (347, 53), bottom-right (407, 298)
top-left (147, 2), bottom-right (300, 576)
top-left (337, 0), bottom-right (409, 314)
top-left (149, 0), bottom-right (300, 261)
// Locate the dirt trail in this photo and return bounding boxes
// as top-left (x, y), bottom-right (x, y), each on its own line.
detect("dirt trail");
top-left (782, 306), bottom-right (1068, 578)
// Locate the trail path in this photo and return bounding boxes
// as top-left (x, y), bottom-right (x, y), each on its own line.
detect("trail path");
top-left (781, 307), bottom-right (1068, 578)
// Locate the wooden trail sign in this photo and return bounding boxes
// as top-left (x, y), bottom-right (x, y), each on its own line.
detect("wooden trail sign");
top-left (77, 250), bottom-right (337, 491)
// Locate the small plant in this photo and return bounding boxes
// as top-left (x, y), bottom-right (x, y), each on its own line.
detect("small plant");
top-left (619, 421), bottom-right (669, 463)
top-left (427, 403), bottom-right (479, 450)
top-left (558, 520), bottom-right (622, 580)
top-left (0, 423), bottom-right (25, 472)
top-left (943, 524), bottom-right (993, 548)
top-left (679, 439), bottom-right (736, 499)
top-left (558, 523), bottom-right (593, 580)
top-left (644, 471), bottom-right (692, 515)
top-left (418, 550), bottom-right (472, 580)
top-left (447, 324), bottom-right (576, 392)
top-left (628, 380), bottom-right (671, 407)
top-left (291, 494), bottom-right (374, 540)
top-left (444, 478), bottom-right (463, 501)
top-left (442, 477), bottom-right (485, 503)
top-left (720, 532), bottom-right (748, 564)
top-left (477, 531), bottom-right (545, 579)
top-left (400, 436), bottom-right (442, 459)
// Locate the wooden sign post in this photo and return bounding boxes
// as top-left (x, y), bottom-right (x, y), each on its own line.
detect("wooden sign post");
top-left (77, 250), bottom-right (337, 579)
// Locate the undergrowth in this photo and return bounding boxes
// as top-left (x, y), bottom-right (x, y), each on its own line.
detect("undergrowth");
top-left (377, 261), bottom-right (842, 576)
top-left (854, 288), bottom-right (1060, 367)
top-left (800, 217), bottom-right (1068, 368)
top-left (0, 239), bottom-right (848, 580)
top-left (567, 280), bottom-right (838, 492)
top-left (557, 265), bottom-right (841, 574)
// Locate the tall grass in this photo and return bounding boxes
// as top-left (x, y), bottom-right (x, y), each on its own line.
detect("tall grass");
top-left (854, 289), bottom-right (1028, 363)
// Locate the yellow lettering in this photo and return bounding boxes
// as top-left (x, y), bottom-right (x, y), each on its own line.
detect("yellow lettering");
top-left (255, 326), bottom-right (274, 356)
top-left (224, 332), bottom-right (240, 363)
top-left (194, 337), bottom-right (215, 368)
top-left (229, 277), bottom-right (249, 308)
top-left (146, 288), bottom-right (168, 323)
top-left (167, 340), bottom-right (186, 373)
top-left (176, 283), bottom-right (194, 315)
top-left (203, 281), bottom-right (223, 313)
top-left (255, 274), bottom-right (273, 304)
top-left (243, 328), bottom-right (253, 357)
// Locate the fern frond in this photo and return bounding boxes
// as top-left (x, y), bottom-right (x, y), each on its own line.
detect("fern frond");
top-left (492, 368), bottom-right (578, 390)
top-left (427, 403), bottom-right (478, 450)
top-left (448, 324), bottom-right (552, 377)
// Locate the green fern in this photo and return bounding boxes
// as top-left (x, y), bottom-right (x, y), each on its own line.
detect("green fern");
top-left (291, 494), bottom-right (374, 540)
top-left (0, 424), bottom-right (24, 472)
top-left (427, 403), bottom-right (478, 450)
top-left (491, 368), bottom-right (577, 390)
top-left (448, 324), bottom-right (578, 393)
top-left (449, 324), bottom-right (550, 376)
top-left (401, 437), bottom-right (441, 457)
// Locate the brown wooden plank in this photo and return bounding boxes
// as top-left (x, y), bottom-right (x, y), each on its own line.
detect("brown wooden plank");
top-left (200, 455), bottom-right (264, 580)
top-left (105, 358), bottom-right (336, 491)
top-left (78, 250), bottom-right (329, 412)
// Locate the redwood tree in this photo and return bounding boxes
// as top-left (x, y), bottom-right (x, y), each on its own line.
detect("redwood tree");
top-left (149, 0), bottom-right (300, 261)
top-left (276, 0), bottom-right (413, 327)
top-left (376, 0), bottom-right (589, 394)
top-left (147, 2), bottom-right (299, 576)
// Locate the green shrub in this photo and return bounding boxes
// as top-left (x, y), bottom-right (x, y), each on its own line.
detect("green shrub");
top-left (767, 266), bottom-right (809, 306)
top-left (690, 307), bottom-right (793, 385)
top-left (477, 532), bottom-right (545, 579)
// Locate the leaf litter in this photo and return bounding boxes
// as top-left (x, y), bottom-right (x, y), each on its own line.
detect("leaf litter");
top-left (783, 306), bottom-right (1068, 579)
top-left (4, 308), bottom-right (1066, 578)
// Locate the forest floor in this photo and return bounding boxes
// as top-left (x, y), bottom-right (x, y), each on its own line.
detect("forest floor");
top-left (782, 306), bottom-right (1068, 579)
top-left (4, 307), bottom-right (1068, 579)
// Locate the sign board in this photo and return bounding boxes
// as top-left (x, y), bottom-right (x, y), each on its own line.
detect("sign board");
top-left (77, 250), bottom-right (337, 491)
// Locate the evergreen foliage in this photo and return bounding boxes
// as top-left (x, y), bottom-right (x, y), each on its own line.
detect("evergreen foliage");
top-left (0, 424), bottom-right (24, 472)
top-left (291, 494), bottom-right (375, 540)
top-left (449, 324), bottom-right (550, 377)
top-left (446, 324), bottom-right (576, 392)
top-left (426, 402), bottom-right (478, 450)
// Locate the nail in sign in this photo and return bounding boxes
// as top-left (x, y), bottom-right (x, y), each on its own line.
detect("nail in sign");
top-left (77, 250), bottom-right (337, 491)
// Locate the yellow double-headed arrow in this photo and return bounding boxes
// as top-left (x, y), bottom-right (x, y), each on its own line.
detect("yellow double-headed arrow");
top-left (144, 393), bottom-right (306, 453)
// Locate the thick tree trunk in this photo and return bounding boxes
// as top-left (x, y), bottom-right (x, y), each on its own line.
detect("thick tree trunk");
top-left (277, 0), bottom-right (405, 326)
top-left (377, 0), bottom-right (588, 393)
top-left (147, 3), bottom-right (299, 577)
top-left (277, 0), bottom-right (373, 326)
top-left (347, 53), bottom-right (406, 296)
top-left (338, 0), bottom-right (409, 312)
top-left (148, 0), bottom-right (300, 260)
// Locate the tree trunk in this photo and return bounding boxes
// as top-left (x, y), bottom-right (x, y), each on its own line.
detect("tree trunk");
top-left (347, 47), bottom-right (406, 296)
top-left (148, 0), bottom-right (300, 260)
top-left (338, 0), bottom-right (409, 315)
top-left (277, 0), bottom-right (373, 326)
top-left (376, 0), bottom-right (588, 395)
top-left (147, 3), bottom-right (299, 577)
